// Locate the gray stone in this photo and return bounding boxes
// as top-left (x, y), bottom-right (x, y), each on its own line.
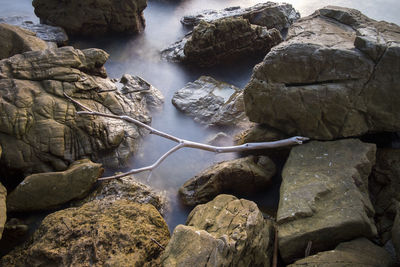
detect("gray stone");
top-left (393, 201), bottom-right (400, 262)
top-left (162, 194), bottom-right (273, 267)
top-left (179, 155), bottom-right (276, 206)
top-left (6, 159), bottom-right (103, 212)
top-left (277, 139), bottom-right (377, 263)
top-left (244, 6), bottom-right (400, 140)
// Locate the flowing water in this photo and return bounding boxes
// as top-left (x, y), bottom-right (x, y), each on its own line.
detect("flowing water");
top-left (1, 0), bottom-right (400, 231)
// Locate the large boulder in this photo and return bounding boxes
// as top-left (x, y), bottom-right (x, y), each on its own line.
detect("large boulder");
top-left (277, 139), bottom-right (377, 263)
top-left (0, 46), bottom-right (157, 182)
top-left (0, 23), bottom-right (48, 60)
top-left (6, 159), bottom-right (103, 212)
top-left (244, 6), bottom-right (400, 140)
top-left (32, 0), bottom-right (147, 36)
top-left (179, 155), bottom-right (276, 206)
top-left (0, 199), bottom-right (170, 266)
top-left (162, 17), bottom-right (282, 67)
top-left (288, 238), bottom-right (394, 267)
top-left (162, 194), bottom-right (273, 267)
top-left (0, 182), bottom-right (6, 240)
top-left (182, 2), bottom-right (300, 32)
top-left (172, 76), bottom-right (249, 128)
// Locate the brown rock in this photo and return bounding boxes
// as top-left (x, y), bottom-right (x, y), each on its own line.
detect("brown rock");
top-left (0, 182), bottom-right (6, 240)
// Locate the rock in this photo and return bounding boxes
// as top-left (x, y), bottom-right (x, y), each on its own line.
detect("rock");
top-left (179, 155), bottom-right (276, 206)
top-left (182, 2), bottom-right (300, 32)
top-left (162, 194), bottom-right (273, 266)
top-left (0, 182), bottom-right (6, 240)
top-left (172, 76), bottom-right (250, 128)
top-left (6, 159), bottom-right (103, 212)
top-left (369, 149), bottom-right (400, 243)
top-left (244, 6), bottom-right (400, 140)
top-left (0, 23), bottom-right (48, 60)
top-left (288, 238), bottom-right (394, 267)
top-left (206, 132), bottom-right (231, 146)
top-left (277, 139), bottom-right (377, 263)
top-left (0, 199), bottom-right (170, 266)
top-left (32, 0), bottom-right (147, 36)
top-left (0, 16), bottom-right (68, 46)
top-left (162, 17), bottom-right (282, 67)
top-left (0, 46), bottom-right (155, 180)
top-left (393, 201), bottom-right (400, 262)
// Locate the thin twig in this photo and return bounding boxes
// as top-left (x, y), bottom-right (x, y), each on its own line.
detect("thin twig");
top-left (64, 93), bottom-right (310, 181)
top-left (150, 237), bottom-right (165, 250)
top-left (305, 240), bottom-right (312, 257)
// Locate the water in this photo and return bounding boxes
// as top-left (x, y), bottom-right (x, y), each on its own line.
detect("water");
top-left (1, 0), bottom-right (400, 231)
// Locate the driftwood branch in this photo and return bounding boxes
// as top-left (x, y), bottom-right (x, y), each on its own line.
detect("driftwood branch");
top-left (64, 93), bottom-right (309, 181)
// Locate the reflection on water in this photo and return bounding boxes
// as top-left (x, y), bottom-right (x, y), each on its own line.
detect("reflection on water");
top-left (1, 0), bottom-right (400, 231)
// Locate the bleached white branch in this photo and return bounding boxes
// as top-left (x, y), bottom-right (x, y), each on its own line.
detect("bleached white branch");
top-left (64, 93), bottom-right (309, 180)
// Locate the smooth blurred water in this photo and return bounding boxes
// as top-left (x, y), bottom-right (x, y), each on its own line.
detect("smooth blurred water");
top-left (1, 0), bottom-right (399, 231)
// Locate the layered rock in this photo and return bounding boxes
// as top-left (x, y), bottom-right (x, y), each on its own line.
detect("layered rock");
top-left (288, 238), bottom-right (394, 267)
top-left (32, 0), bottom-right (147, 36)
top-left (0, 199), bottom-right (170, 266)
top-left (7, 159), bottom-right (103, 212)
top-left (162, 17), bottom-right (282, 67)
top-left (162, 194), bottom-right (273, 266)
top-left (179, 155), bottom-right (276, 206)
top-left (0, 23), bottom-right (48, 60)
top-left (244, 6), bottom-right (400, 140)
top-left (0, 182), bottom-right (6, 240)
top-left (0, 46), bottom-right (156, 181)
top-left (182, 2), bottom-right (300, 32)
top-left (172, 76), bottom-right (249, 127)
top-left (277, 139), bottom-right (377, 263)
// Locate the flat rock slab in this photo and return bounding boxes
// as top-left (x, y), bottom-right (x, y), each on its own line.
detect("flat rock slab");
top-left (277, 139), bottom-right (377, 263)
top-left (7, 159), bottom-right (103, 212)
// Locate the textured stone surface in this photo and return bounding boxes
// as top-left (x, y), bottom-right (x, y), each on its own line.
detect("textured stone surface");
top-left (0, 23), bottom-right (48, 60)
top-left (182, 2), bottom-right (300, 31)
top-left (0, 182), bottom-right (6, 240)
top-left (393, 201), bottom-right (400, 262)
top-left (244, 6), bottom-right (400, 140)
top-left (288, 238), bottom-right (394, 267)
top-left (1, 199), bottom-right (170, 266)
top-left (0, 46), bottom-right (154, 180)
top-left (6, 159), bottom-right (103, 212)
top-left (172, 76), bottom-right (249, 127)
top-left (32, 0), bottom-right (147, 36)
top-left (179, 155), bottom-right (276, 206)
top-left (277, 139), bottom-right (377, 263)
top-left (162, 17), bottom-right (282, 67)
top-left (162, 194), bottom-right (273, 267)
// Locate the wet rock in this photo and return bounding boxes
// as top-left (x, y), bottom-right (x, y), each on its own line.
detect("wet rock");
top-left (179, 155), bottom-right (276, 206)
top-left (393, 201), bottom-right (400, 262)
top-left (0, 23), bottom-right (48, 60)
top-left (0, 46), bottom-right (154, 179)
top-left (277, 139), bottom-right (377, 263)
top-left (0, 182), bottom-right (6, 240)
top-left (162, 194), bottom-right (273, 266)
top-left (172, 76), bottom-right (250, 128)
top-left (288, 238), bottom-right (394, 267)
top-left (162, 17), bottom-right (282, 67)
top-left (6, 159), bottom-right (103, 212)
top-left (0, 16), bottom-right (68, 46)
top-left (244, 6), bottom-right (400, 140)
top-left (369, 149), bottom-right (400, 243)
top-left (0, 199), bottom-right (170, 266)
top-left (32, 0), bottom-right (147, 36)
top-left (182, 2), bottom-right (300, 32)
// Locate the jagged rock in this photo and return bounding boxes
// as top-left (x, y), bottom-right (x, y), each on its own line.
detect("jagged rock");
top-left (172, 76), bottom-right (250, 128)
top-left (369, 149), bottom-right (400, 243)
top-left (0, 23), bottom-right (48, 60)
top-left (179, 155), bottom-right (276, 206)
top-left (0, 182), bottom-right (6, 240)
top-left (244, 6), bottom-right (400, 140)
top-left (162, 194), bottom-right (273, 267)
top-left (0, 46), bottom-right (155, 181)
top-left (288, 238), bottom-right (394, 267)
top-left (0, 199), bottom-right (170, 266)
top-left (393, 201), bottom-right (400, 262)
top-left (0, 16), bottom-right (68, 46)
top-left (162, 17), bottom-right (282, 67)
top-left (277, 139), bottom-right (377, 263)
top-left (32, 0), bottom-right (147, 36)
top-left (181, 2), bottom-right (300, 31)
top-left (6, 159), bottom-right (103, 212)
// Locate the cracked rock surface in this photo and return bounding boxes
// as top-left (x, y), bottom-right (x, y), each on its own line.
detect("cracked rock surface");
top-left (244, 6), bottom-right (400, 140)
